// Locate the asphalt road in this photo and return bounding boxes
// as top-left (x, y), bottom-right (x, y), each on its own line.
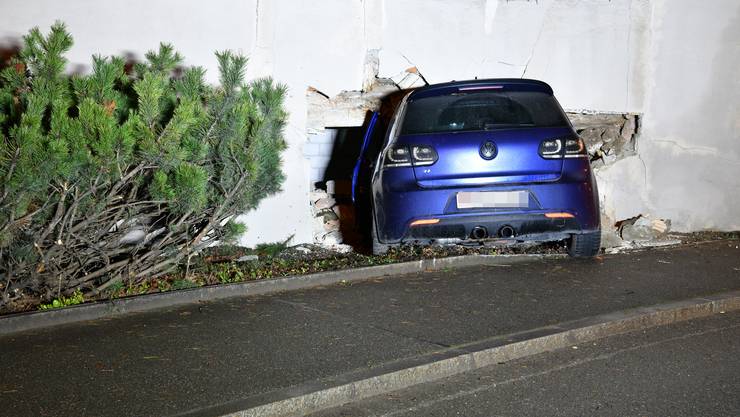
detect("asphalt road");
top-left (313, 311), bottom-right (740, 417)
top-left (0, 240), bottom-right (739, 416)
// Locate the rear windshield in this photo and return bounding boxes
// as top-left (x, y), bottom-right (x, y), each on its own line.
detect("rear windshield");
top-left (400, 91), bottom-right (569, 135)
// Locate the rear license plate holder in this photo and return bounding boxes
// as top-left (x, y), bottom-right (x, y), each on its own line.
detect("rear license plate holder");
top-left (456, 191), bottom-right (529, 209)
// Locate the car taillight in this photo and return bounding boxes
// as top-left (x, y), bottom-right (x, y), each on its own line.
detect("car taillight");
top-left (563, 138), bottom-right (586, 158)
top-left (411, 145), bottom-right (438, 166)
top-left (539, 138), bottom-right (586, 159)
top-left (385, 146), bottom-right (412, 167)
top-left (384, 145), bottom-right (438, 168)
top-left (539, 139), bottom-right (562, 158)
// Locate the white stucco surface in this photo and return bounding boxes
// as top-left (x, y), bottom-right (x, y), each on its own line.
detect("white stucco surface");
top-left (636, 0), bottom-right (740, 231)
top-left (1, 0), bottom-right (738, 243)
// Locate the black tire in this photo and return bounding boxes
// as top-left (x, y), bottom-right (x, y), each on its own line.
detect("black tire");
top-left (371, 212), bottom-right (389, 255)
top-left (567, 230), bottom-right (601, 258)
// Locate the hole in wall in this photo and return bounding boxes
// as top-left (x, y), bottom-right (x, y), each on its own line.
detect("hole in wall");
top-left (567, 112), bottom-right (640, 165)
top-left (306, 83), bottom-right (407, 252)
top-left (305, 77), bottom-right (642, 251)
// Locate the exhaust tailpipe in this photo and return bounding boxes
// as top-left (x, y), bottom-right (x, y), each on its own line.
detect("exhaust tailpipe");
top-left (471, 226), bottom-right (488, 240)
top-left (498, 225), bottom-right (516, 239)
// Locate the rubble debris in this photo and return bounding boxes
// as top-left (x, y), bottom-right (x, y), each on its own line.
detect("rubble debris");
top-left (323, 219), bottom-right (340, 232)
top-left (617, 215), bottom-right (672, 242)
top-left (311, 187), bottom-right (346, 247)
top-left (236, 254), bottom-right (259, 262)
top-left (306, 50), bottom-right (426, 132)
top-left (319, 230), bottom-right (342, 246)
top-left (325, 179), bottom-right (336, 195)
top-left (391, 66), bottom-right (429, 89)
top-left (604, 239), bottom-right (682, 254)
top-left (332, 244), bottom-right (354, 254)
top-left (651, 218), bottom-right (670, 234)
top-left (566, 112), bottom-right (639, 166)
top-left (294, 246), bottom-right (312, 254)
top-left (314, 196), bottom-right (336, 210)
top-left (306, 79), bottom-right (397, 131)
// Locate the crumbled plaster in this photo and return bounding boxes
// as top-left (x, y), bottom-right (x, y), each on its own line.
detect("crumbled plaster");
top-left (306, 50), bottom-right (427, 131)
top-left (617, 215), bottom-right (671, 242)
top-left (566, 112), bottom-right (639, 166)
top-left (362, 49), bottom-right (380, 91)
top-left (306, 79), bottom-right (396, 131)
top-left (309, 186), bottom-right (356, 252)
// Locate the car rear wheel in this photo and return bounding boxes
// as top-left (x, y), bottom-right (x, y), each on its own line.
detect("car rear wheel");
top-left (567, 230), bottom-right (601, 258)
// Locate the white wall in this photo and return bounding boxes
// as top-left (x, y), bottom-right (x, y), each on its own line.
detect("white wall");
top-left (598, 0), bottom-right (740, 231)
top-left (377, 0), bottom-right (650, 113)
top-left (0, 0), bottom-right (256, 82)
top-left (1, 0), bottom-right (738, 244)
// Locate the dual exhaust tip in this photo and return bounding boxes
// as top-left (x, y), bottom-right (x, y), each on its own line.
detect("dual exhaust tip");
top-left (471, 225), bottom-right (515, 240)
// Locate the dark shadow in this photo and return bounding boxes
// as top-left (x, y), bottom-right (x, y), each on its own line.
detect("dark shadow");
top-left (322, 126), bottom-right (365, 189)
top-left (317, 122), bottom-right (370, 252)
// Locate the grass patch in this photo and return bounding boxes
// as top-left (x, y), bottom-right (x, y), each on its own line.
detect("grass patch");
top-left (38, 289), bottom-right (85, 310)
top-left (183, 242), bottom-right (564, 288)
top-left (254, 235), bottom-right (294, 258)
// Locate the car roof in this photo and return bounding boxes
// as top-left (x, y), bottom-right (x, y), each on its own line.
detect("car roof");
top-left (408, 78), bottom-right (554, 100)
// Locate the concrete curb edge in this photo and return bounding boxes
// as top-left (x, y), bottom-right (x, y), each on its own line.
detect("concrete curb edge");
top-left (211, 291), bottom-right (740, 417)
top-left (0, 253), bottom-right (560, 336)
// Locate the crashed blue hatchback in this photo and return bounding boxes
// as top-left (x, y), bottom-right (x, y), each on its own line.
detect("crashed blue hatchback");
top-left (354, 79), bottom-right (600, 257)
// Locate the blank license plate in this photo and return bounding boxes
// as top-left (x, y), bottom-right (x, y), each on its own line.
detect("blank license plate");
top-left (456, 191), bottom-right (529, 209)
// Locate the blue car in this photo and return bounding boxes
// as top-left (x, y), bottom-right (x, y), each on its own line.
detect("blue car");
top-left (355, 78), bottom-right (600, 257)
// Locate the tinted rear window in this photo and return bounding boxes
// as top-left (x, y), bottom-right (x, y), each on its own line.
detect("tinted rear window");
top-left (400, 91), bottom-right (569, 135)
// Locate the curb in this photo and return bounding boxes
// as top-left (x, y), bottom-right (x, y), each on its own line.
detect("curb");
top-left (183, 290), bottom-right (740, 417)
top-left (0, 253), bottom-right (559, 336)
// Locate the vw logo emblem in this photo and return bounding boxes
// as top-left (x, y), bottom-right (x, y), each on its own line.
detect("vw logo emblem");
top-left (479, 141), bottom-right (497, 160)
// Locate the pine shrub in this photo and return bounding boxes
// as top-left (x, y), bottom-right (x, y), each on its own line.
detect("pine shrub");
top-left (0, 22), bottom-right (287, 310)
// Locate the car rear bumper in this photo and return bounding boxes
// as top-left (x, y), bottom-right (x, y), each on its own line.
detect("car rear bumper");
top-left (372, 173), bottom-right (600, 243)
top-left (404, 212), bottom-right (583, 243)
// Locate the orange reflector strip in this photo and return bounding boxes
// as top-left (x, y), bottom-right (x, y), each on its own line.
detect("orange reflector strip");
top-left (410, 218), bottom-right (440, 226)
top-left (545, 212), bottom-right (575, 219)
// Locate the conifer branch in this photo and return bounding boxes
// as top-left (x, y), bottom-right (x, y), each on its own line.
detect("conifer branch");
top-left (0, 24), bottom-right (287, 311)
